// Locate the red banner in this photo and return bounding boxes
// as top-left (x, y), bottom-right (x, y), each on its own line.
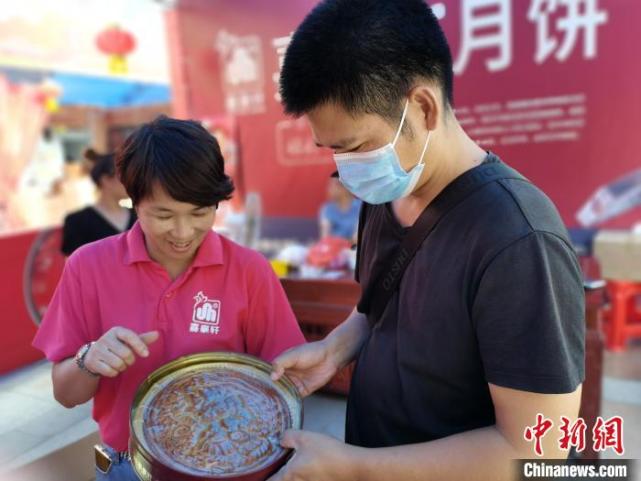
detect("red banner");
top-left (167, 0), bottom-right (639, 229)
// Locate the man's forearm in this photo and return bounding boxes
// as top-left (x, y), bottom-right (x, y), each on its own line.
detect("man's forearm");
top-left (52, 358), bottom-right (100, 408)
top-left (325, 307), bottom-right (370, 368)
top-left (350, 426), bottom-right (531, 481)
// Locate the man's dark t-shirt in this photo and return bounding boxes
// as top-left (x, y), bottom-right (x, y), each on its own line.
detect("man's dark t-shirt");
top-left (61, 207), bottom-right (137, 256)
top-left (346, 154), bottom-right (585, 448)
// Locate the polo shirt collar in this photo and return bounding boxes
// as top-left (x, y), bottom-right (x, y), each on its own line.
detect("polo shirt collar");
top-left (123, 221), bottom-right (224, 267)
top-left (192, 230), bottom-right (224, 267)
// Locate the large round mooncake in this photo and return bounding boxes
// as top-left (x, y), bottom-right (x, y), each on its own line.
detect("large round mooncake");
top-left (130, 353), bottom-right (302, 481)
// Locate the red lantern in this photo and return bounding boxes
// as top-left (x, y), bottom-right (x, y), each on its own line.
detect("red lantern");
top-left (96, 25), bottom-right (136, 74)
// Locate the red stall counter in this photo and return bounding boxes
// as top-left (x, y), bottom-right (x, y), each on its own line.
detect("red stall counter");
top-left (0, 228), bottom-right (63, 374)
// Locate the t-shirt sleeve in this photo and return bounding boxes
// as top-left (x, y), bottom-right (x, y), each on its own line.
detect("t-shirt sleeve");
top-left (32, 254), bottom-right (92, 362)
top-left (243, 255), bottom-right (306, 361)
top-left (472, 231), bottom-right (585, 394)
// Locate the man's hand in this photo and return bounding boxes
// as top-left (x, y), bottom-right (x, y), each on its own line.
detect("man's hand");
top-left (271, 340), bottom-right (339, 397)
top-left (84, 327), bottom-right (159, 377)
top-left (266, 430), bottom-right (361, 481)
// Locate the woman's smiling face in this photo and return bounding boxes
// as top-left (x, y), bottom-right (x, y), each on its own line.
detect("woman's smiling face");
top-left (136, 183), bottom-right (216, 267)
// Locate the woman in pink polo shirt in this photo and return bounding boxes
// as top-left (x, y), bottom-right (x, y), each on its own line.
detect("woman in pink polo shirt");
top-left (33, 116), bottom-right (306, 481)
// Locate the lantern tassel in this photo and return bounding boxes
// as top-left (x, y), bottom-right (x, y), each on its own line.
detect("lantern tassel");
top-left (108, 55), bottom-right (128, 74)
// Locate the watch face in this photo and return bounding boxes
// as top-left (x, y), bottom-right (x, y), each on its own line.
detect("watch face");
top-left (79, 344), bottom-right (89, 359)
top-left (76, 343), bottom-right (91, 365)
top-left (74, 345), bottom-right (84, 364)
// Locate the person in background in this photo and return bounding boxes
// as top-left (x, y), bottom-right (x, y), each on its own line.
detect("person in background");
top-left (33, 116), bottom-right (305, 481)
top-left (8, 126), bottom-right (65, 229)
top-left (319, 171), bottom-right (361, 241)
top-left (18, 127), bottom-right (65, 197)
top-left (61, 149), bottom-right (136, 256)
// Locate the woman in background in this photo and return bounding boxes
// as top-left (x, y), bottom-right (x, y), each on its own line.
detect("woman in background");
top-left (61, 149), bottom-right (136, 255)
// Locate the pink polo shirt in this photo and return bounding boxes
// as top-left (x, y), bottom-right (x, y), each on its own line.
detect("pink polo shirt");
top-left (33, 222), bottom-right (305, 452)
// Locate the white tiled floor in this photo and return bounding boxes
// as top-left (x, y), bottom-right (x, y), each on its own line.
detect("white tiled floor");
top-left (0, 360), bottom-right (93, 471)
top-left (302, 393), bottom-right (346, 440)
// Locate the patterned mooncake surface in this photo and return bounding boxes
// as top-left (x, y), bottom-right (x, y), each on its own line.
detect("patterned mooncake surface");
top-left (142, 368), bottom-right (291, 475)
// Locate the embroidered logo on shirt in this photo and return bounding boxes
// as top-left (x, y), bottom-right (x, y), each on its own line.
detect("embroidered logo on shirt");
top-left (190, 291), bottom-right (221, 335)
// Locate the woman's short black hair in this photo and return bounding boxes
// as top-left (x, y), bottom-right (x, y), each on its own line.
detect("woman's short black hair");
top-left (116, 115), bottom-right (234, 207)
top-left (280, 0), bottom-right (453, 122)
top-left (84, 148), bottom-right (116, 186)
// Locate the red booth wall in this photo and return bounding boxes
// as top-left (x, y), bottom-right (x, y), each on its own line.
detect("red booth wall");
top-left (166, 0), bottom-right (640, 228)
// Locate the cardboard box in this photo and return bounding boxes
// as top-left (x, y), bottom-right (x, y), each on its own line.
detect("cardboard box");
top-left (593, 230), bottom-right (641, 281)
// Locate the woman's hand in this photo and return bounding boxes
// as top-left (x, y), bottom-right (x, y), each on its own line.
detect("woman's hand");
top-left (84, 327), bottom-right (159, 377)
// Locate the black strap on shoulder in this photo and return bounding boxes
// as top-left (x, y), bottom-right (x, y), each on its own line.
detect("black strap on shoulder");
top-left (357, 159), bottom-right (526, 322)
top-left (354, 202), bottom-right (369, 283)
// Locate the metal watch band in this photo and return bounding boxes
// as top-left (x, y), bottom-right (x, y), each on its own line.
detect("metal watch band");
top-left (75, 342), bottom-right (100, 377)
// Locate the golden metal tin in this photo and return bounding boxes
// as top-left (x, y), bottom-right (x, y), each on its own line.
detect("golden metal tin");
top-left (130, 352), bottom-right (302, 481)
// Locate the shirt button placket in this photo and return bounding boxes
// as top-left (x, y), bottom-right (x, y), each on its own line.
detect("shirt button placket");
top-left (158, 289), bottom-right (173, 330)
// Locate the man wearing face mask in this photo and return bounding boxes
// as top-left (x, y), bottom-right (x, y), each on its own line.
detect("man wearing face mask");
top-left (269, 1), bottom-right (585, 480)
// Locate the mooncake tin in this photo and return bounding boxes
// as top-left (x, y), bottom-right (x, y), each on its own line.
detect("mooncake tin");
top-left (130, 352), bottom-right (302, 481)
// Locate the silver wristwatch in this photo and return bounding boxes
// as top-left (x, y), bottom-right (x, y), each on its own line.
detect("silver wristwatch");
top-left (75, 342), bottom-right (99, 377)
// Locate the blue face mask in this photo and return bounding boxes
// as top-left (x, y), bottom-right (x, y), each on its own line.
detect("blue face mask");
top-left (334, 100), bottom-right (432, 205)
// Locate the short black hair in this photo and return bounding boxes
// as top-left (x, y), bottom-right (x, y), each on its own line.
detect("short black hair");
top-left (116, 116), bottom-right (234, 206)
top-left (84, 148), bottom-right (116, 186)
top-left (280, 0), bottom-right (453, 121)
